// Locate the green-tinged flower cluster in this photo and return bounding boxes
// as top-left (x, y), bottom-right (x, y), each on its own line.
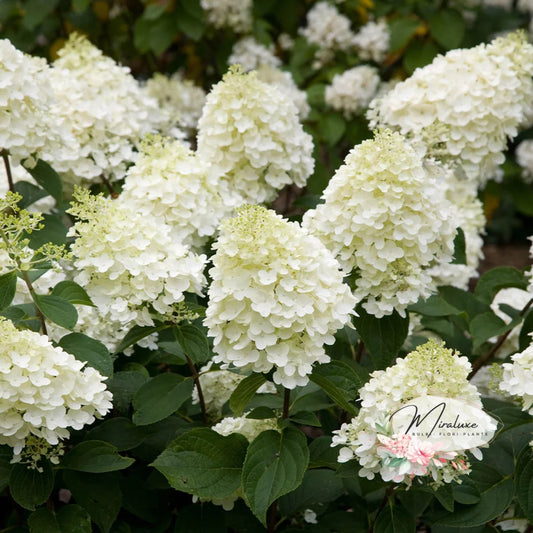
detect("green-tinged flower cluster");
top-left (205, 204), bottom-right (356, 389)
top-left (303, 130), bottom-right (457, 317)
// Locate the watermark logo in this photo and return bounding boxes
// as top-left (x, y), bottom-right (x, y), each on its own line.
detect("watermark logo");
top-left (389, 395), bottom-right (498, 451)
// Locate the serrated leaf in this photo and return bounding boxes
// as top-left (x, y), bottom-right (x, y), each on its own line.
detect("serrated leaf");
top-left (115, 323), bottom-right (168, 354)
top-left (52, 280), bottom-right (93, 306)
top-left (515, 446), bottom-right (533, 523)
top-left (24, 159), bottom-right (62, 202)
top-left (106, 371), bottom-right (149, 415)
top-left (58, 332), bottom-right (113, 377)
top-left (132, 373), bottom-right (194, 426)
top-left (152, 428), bottom-right (248, 499)
top-left (174, 324), bottom-right (210, 364)
top-left (63, 471), bottom-right (121, 533)
top-left (353, 305), bottom-right (409, 369)
top-left (0, 271), bottom-right (17, 311)
top-left (33, 293), bottom-right (77, 329)
top-left (470, 311), bottom-right (521, 350)
top-left (14, 180), bottom-right (47, 209)
top-left (230, 373), bottom-right (267, 415)
top-left (61, 440), bottom-right (134, 473)
top-left (9, 460), bottom-right (54, 510)
top-left (434, 484), bottom-right (454, 512)
top-left (474, 267), bottom-right (528, 304)
top-left (242, 427), bottom-right (309, 526)
top-left (439, 286), bottom-right (490, 320)
top-left (374, 501), bottom-right (415, 533)
top-left (429, 8), bottom-right (465, 49)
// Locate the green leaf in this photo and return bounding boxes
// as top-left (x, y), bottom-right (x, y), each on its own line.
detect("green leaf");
top-left (106, 371), bottom-right (149, 414)
top-left (470, 311), bottom-right (521, 350)
top-left (63, 471), bottom-right (121, 533)
top-left (319, 114), bottom-right (346, 146)
top-left (22, 0), bottom-right (59, 30)
top-left (451, 227), bottom-right (467, 265)
top-left (33, 293), bottom-right (77, 329)
top-left (115, 323), bottom-right (168, 354)
top-left (432, 466), bottom-right (513, 527)
top-left (309, 360), bottom-right (361, 414)
top-left (87, 418), bottom-right (145, 451)
top-left (229, 373), bottom-right (267, 415)
top-left (9, 460), bottom-right (54, 510)
top-left (519, 309), bottom-right (533, 351)
top-left (58, 332), bottom-right (113, 377)
top-left (132, 373), bottom-right (194, 426)
top-left (434, 484), bottom-right (454, 512)
top-left (14, 180), bottom-right (47, 209)
top-left (353, 305), bottom-right (409, 369)
top-left (52, 280), bottom-right (93, 306)
top-left (408, 295), bottom-right (461, 317)
top-left (28, 505), bottom-right (92, 533)
top-left (72, 0), bottom-right (91, 12)
top-left (474, 267), bottom-right (528, 304)
top-left (515, 446), bottom-right (533, 523)
top-left (0, 446), bottom-right (12, 492)
top-left (152, 428), bottom-right (248, 499)
top-left (374, 501), bottom-right (415, 533)
top-left (403, 40), bottom-right (439, 75)
top-left (439, 286), bottom-right (490, 320)
top-left (429, 9), bottom-right (465, 49)
top-left (242, 427), bottom-right (309, 526)
top-left (61, 440), bottom-right (134, 473)
top-left (278, 469), bottom-right (344, 516)
top-left (24, 159), bottom-right (62, 202)
top-left (143, 3), bottom-right (167, 20)
top-left (175, 0), bottom-right (205, 41)
top-left (388, 16), bottom-right (420, 52)
top-left (174, 324), bottom-right (210, 364)
top-left (0, 271), bottom-right (17, 311)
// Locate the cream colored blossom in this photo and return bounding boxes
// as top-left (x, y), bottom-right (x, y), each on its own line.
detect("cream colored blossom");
top-left (515, 139), bottom-right (533, 184)
top-left (200, 0), bottom-right (252, 32)
top-left (303, 130), bottom-right (456, 317)
top-left (197, 67), bottom-right (314, 206)
top-left (212, 414), bottom-right (278, 442)
top-left (68, 188), bottom-right (206, 327)
top-left (120, 135), bottom-right (226, 250)
top-left (205, 205), bottom-right (356, 389)
top-left (368, 31), bottom-right (533, 187)
top-left (352, 18), bottom-right (390, 63)
top-left (228, 37), bottom-right (281, 72)
top-left (499, 341), bottom-right (533, 414)
top-left (0, 317), bottom-right (112, 456)
top-left (325, 65), bottom-right (381, 118)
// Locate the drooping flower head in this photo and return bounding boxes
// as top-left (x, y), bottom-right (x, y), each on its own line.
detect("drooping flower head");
top-left (120, 135), bottom-right (226, 251)
top-left (0, 317), bottom-right (112, 456)
top-left (332, 340), bottom-right (497, 486)
top-left (48, 33), bottom-right (161, 185)
top-left (303, 130), bottom-right (457, 317)
top-left (197, 66), bottom-right (314, 206)
top-left (367, 31), bottom-right (533, 186)
top-left (205, 205), bottom-right (356, 389)
top-left (68, 188), bottom-right (206, 327)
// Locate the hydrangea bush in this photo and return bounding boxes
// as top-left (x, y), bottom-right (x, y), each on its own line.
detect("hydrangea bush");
top-left (0, 1), bottom-right (532, 532)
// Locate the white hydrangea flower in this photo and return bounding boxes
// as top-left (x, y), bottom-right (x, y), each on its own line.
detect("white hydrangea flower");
top-left (68, 188), bottom-right (207, 327)
top-left (515, 139), bottom-right (533, 184)
top-left (228, 37), bottom-right (281, 72)
top-left (48, 33), bottom-right (162, 185)
top-left (256, 64), bottom-right (310, 119)
top-left (300, 2), bottom-right (355, 67)
top-left (499, 341), bottom-right (533, 414)
top-left (325, 65), bottom-right (381, 118)
top-left (205, 205), bottom-right (356, 389)
top-left (200, 0), bottom-right (253, 33)
top-left (143, 72), bottom-right (206, 134)
top-left (303, 130), bottom-right (457, 318)
top-left (332, 340), bottom-right (487, 486)
top-left (427, 167), bottom-right (485, 289)
top-left (192, 361), bottom-right (276, 418)
top-left (120, 135), bottom-right (226, 250)
top-left (352, 18), bottom-right (390, 63)
top-left (0, 317), bottom-right (112, 456)
top-left (0, 39), bottom-right (70, 168)
top-left (212, 413), bottom-right (279, 442)
top-left (368, 31), bottom-right (533, 187)
top-left (197, 67), bottom-right (314, 206)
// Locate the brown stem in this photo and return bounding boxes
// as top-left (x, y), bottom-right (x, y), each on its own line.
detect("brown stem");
top-left (186, 355), bottom-right (207, 424)
top-left (468, 297), bottom-right (533, 379)
top-left (1, 150), bottom-right (15, 193)
top-left (21, 270), bottom-right (48, 336)
top-left (101, 175), bottom-right (119, 198)
top-left (282, 388), bottom-right (291, 420)
top-left (355, 340), bottom-right (365, 363)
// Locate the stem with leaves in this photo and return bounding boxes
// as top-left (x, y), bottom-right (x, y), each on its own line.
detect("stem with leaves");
top-left (185, 355), bottom-right (207, 424)
top-left (469, 297), bottom-right (533, 379)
